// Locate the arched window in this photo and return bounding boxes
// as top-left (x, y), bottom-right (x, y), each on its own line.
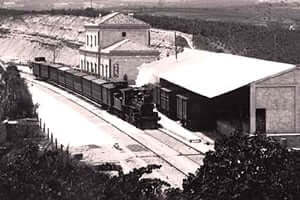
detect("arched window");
top-left (87, 35), bottom-right (89, 46)
top-left (90, 35), bottom-right (93, 47)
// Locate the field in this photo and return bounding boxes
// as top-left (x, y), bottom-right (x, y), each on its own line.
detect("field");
top-left (133, 4), bottom-right (300, 27)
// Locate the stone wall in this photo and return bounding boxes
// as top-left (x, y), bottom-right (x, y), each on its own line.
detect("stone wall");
top-left (256, 86), bottom-right (296, 132)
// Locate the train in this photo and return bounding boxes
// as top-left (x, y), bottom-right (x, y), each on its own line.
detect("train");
top-left (30, 57), bottom-right (160, 129)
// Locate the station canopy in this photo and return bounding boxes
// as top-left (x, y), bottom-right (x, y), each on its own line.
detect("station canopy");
top-left (137, 48), bottom-right (295, 98)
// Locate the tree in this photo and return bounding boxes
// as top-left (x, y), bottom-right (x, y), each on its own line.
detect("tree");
top-left (181, 134), bottom-right (299, 200)
top-left (0, 65), bottom-right (37, 120)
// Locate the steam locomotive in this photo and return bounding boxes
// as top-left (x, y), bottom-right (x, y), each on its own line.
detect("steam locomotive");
top-left (30, 57), bottom-right (160, 129)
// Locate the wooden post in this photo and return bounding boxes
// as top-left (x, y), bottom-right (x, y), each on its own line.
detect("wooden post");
top-left (66, 145), bottom-right (69, 156)
top-left (55, 138), bottom-right (58, 150)
top-left (50, 133), bottom-right (53, 144)
top-left (43, 122), bottom-right (46, 133)
top-left (47, 128), bottom-right (49, 139)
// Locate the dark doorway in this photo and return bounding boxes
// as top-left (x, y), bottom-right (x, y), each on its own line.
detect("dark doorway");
top-left (256, 109), bottom-right (266, 133)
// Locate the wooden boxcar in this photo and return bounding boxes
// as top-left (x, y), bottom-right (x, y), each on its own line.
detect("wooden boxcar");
top-left (91, 79), bottom-right (107, 104)
top-left (73, 71), bottom-right (86, 94)
top-left (58, 67), bottom-right (70, 87)
top-left (102, 81), bottom-right (128, 110)
top-left (40, 62), bottom-right (50, 80)
top-left (32, 62), bottom-right (41, 78)
top-left (176, 94), bottom-right (189, 127)
top-left (82, 75), bottom-right (97, 99)
top-left (159, 87), bottom-right (177, 119)
top-left (64, 69), bottom-right (78, 91)
top-left (49, 63), bottom-right (63, 83)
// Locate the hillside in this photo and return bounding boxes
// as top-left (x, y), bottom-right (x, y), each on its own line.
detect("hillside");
top-left (0, 14), bottom-right (190, 66)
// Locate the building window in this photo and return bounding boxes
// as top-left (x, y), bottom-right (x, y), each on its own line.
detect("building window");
top-left (122, 32), bottom-right (126, 37)
top-left (101, 64), bottom-right (104, 77)
top-left (113, 64), bottom-right (119, 77)
top-left (91, 63), bottom-right (94, 73)
top-left (95, 63), bottom-right (97, 74)
top-left (87, 61), bottom-right (90, 72)
top-left (105, 65), bottom-right (108, 78)
top-left (81, 60), bottom-right (83, 69)
top-left (90, 35), bottom-right (93, 47)
top-left (87, 35), bottom-right (89, 46)
top-left (94, 35), bottom-right (97, 46)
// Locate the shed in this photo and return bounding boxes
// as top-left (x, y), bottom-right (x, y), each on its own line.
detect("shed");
top-left (140, 49), bottom-right (298, 137)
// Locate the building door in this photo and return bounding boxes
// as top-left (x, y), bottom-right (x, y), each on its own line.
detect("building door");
top-left (256, 109), bottom-right (266, 133)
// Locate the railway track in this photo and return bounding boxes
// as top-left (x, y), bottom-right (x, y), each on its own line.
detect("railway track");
top-left (144, 129), bottom-right (204, 165)
top-left (22, 72), bottom-right (202, 180)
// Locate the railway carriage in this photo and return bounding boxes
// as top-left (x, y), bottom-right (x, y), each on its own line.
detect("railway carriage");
top-left (48, 63), bottom-right (64, 83)
top-left (73, 71), bottom-right (86, 94)
top-left (102, 81), bottom-right (128, 110)
top-left (159, 87), bottom-right (177, 119)
top-left (82, 75), bottom-right (97, 99)
top-left (40, 63), bottom-right (50, 80)
top-left (32, 61), bottom-right (49, 80)
top-left (91, 79), bottom-right (108, 104)
top-left (32, 61), bottom-right (41, 78)
top-left (58, 66), bottom-right (70, 87)
top-left (64, 69), bottom-right (78, 91)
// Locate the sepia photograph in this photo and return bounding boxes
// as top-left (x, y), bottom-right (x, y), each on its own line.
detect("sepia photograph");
top-left (0, 0), bottom-right (299, 199)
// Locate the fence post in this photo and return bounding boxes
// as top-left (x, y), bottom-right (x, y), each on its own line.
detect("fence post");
top-left (55, 138), bottom-right (58, 150)
top-left (47, 128), bottom-right (49, 139)
top-left (43, 122), bottom-right (46, 133)
top-left (50, 133), bottom-right (53, 144)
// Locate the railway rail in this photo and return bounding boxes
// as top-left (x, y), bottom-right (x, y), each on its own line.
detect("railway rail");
top-left (22, 71), bottom-right (202, 181)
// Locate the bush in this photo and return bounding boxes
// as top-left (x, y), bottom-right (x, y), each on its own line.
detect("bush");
top-left (0, 65), bottom-right (37, 120)
top-left (181, 134), bottom-right (300, 200)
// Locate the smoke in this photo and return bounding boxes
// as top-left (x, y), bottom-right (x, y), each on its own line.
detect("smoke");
top-left (135, 48), bottom-right (187, 87)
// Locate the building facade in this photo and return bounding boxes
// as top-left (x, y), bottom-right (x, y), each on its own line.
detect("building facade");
top-left (79, 12), bottom-right (159, 83)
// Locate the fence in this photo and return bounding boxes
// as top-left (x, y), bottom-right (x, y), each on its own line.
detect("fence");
top-left (37, 115), bottom-right (71, 158)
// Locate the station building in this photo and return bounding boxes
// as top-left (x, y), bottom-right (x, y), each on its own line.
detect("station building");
top-left (79, 12), bottom-right (160, 83)
top-left (139, 49), bottom-right (300, 146)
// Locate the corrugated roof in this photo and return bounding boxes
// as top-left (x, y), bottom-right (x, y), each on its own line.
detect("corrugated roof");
top-left (138, 48), bottom-right (295, 98)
